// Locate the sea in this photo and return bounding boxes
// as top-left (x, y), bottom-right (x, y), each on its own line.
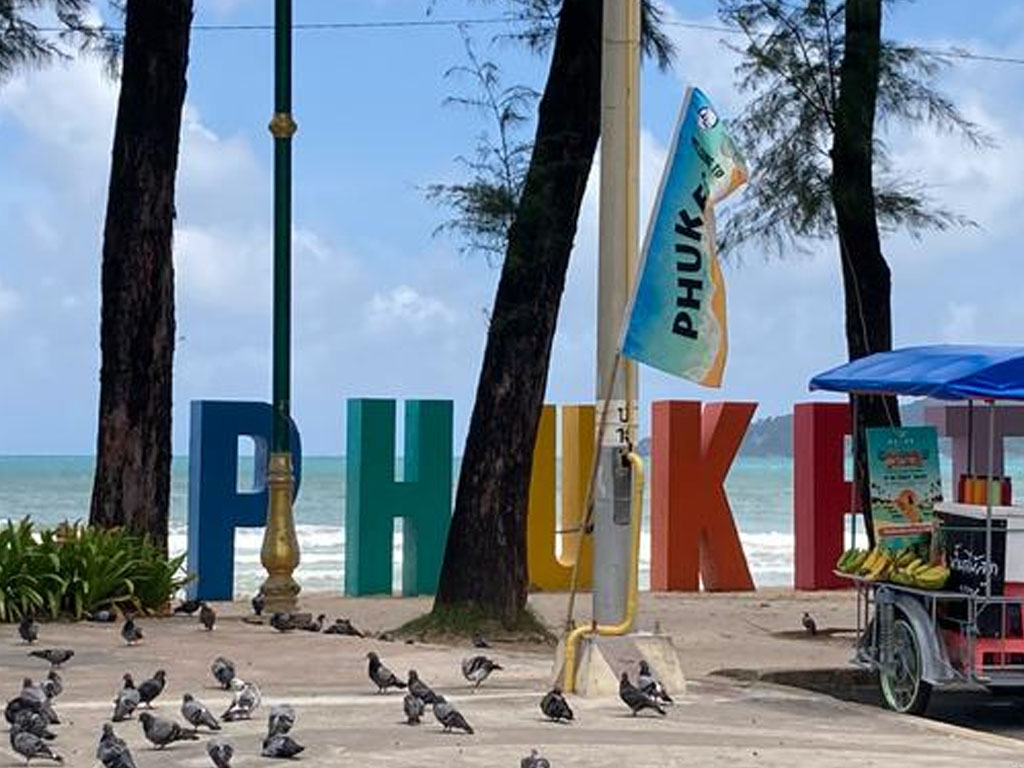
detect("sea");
top-left (3, 454), bottom-right (1020, 598)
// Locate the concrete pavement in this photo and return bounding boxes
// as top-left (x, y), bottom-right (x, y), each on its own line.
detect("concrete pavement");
top-left (1, 594), bottom-right (1020, 767)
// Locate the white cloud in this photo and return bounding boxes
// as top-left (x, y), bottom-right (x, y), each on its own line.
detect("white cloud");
top-left (943, 302), bottom-right (979, 343)
top-left (365, 285), bottom-right (456, 334)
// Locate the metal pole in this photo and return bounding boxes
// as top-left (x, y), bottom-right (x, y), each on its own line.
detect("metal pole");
top-left (985, 400), bottom-right (995, 598)
top-left (593, 0), bottom-right (640, 626)
top-left (260, 0), bottom-right (301, 612)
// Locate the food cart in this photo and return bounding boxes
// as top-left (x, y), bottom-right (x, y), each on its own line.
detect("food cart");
top-left (810, 345), bottom-right (1024, 714)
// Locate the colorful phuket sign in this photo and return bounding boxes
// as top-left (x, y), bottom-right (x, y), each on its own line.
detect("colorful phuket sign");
top-left (622, 87), bottom-right (748, 386)
top-left (866, 426), bottom-right (943, 549)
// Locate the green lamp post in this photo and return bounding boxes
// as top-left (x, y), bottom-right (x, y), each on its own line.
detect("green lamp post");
top-left (260, 0), bottom-right (301, 612)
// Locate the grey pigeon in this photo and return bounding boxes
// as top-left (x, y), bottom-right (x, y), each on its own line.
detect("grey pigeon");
top-left (211, 656), bottom-right (236, 690)
top-left (461, 655), bottom-right (502, 689)
top-left (222, 679), bottom-right (261, 721)
top-left (802, 611), bottom-right (818, 636)
top-left (138, 712), bottom-right (200, 749)
top-left (10, 728), bottom-right (63, 763)
top-left (42, 671), bottom-right (62, 700)
top-left (207, 739), bottom-right (233, 768)
top-left (181, 693), bottom-right (221, 731)
top-left (324, 617), bottom-right (362, 637)
top-left (28, 648), bottom-right (73, 668)
top-left (521, 749), bottom-right (552, 768)
top-left (18, 678), bottom-right (58, 724)
top-left (251, 591), bottom-right (266, 617)
top-left (540, 687), bottom-right (573, 722)
top-left (86, 609), bottom-right (116, 623)
top-left (638, 660), bottom-right (673, 704)
top-left (366, 652), bottom-right (405, 693)
top-left (618, 672), bottom-right (665, 716)
top-left (18, 615), bottom-right (38, 644)
top-left (267, 704), bottom-right (295, 738)
top-left (112, 674), bottom-right (140, 722)
top-left (12, 709), bottom-right (56, 740)
top-left (121, 618), bottom-right (143, 646)
top-left (432, 696), bottom-right (474, 734)
top-left (269, 612), bottom-right (297, 632)
top-left (472, 632), bottom-right (490, 648)
top-left (407, 670), bottom-right (440, 704)
top-left (137, 670), bottom-right (166, 707)
top-left (173, 598), bottom-right (201, 615)
top-left (97, 723), bottom-right (136, 768)
top-left (403, 692), bottom-right (425, 724)
top-left (199, 603), bottom-right (216, 631)
top-left (299, 613), bottom-right (325, 632)
top-left (261, 733), bottom-right (304, 758)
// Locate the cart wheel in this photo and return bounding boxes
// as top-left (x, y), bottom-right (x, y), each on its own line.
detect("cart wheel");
top-left (879, 617), bottom-right (932, 714)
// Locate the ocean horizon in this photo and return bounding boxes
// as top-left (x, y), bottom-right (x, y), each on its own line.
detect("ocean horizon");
top-left (6, 453), bottom-right (1016, 598)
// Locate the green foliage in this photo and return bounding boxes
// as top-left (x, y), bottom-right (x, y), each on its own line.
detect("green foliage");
top-left (719, 0), bottom-right (992, 257)
top-left (0, 518), bottom-right (187, 622)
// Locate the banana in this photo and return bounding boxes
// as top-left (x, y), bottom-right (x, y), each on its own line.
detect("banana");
top-left (846, 550), bottom-right (869, 573)
top-left (896, 550), bottom-right (916, 568)
top-left (836, 548), bottom-right (856, 571)
top-left (904, 558), bottom-right (924, 573)
top-left (867, 553), bottom-right (892, 581)
top-left (858, 548), bottom-right (881, 575)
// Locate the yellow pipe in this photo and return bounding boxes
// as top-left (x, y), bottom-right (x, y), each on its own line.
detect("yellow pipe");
top-left (562, 451), bottom-right (644, 693)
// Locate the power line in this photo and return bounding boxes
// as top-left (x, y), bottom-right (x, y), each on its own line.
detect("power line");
top-left (32, 15), bottom-right (1024, 68)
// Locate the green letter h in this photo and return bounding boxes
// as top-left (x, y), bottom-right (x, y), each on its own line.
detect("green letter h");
top-left (345, 399), bottom-right (453, 596)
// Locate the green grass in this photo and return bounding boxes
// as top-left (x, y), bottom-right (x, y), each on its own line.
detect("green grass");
top-left (393, 602), bottom-right (557, 646)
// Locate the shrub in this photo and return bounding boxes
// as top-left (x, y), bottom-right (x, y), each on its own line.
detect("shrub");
top-left (0, 518), bottom-right (188, 622)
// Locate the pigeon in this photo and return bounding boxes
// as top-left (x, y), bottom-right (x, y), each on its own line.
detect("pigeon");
top-left (802, 612), bottom-right (818, 636)
top-left (521, 749), bottom-right (552, 768)
top-left (403, 693), bottom-right (425, 725)
top-left (121, 617), bottom-right (143, 646)
top-left (97, 723), bottom-right (136, 768)
top-left (11, 710), bottom-right (56, 740)
top-left (269, 612), bottom-right (297, 632)
top-left (137, 670), bottom-right (166, 707)
top-left (18, 678), bottom-right (58, 724)
top-left (182, 693), bottom-right (221, 731)
top-left (10, 728), bottom-right (63, 763)
top-left (638, 660), bottom-right (673, 704)
top-left (138, 711), bottom-right (200, 749)
top-left (432, 696), bottom-right (474, 734)
top-left (173, 598), bottom-right (202, 615)
top-left (540, 687), bottom-right (573, 722)
top-left (472, 632), bottom-right (490, 649)
top-left (18, 615), bottom-right (38, 644)
top-left (267, 704), bottom-right (295, 738)
top-left (367, 652), bottom-right (405, 693)
top-left (299, 613), bottom-right (325, 632)
top-left (261, 733), bottom-right (304, 758)
top-left (618, 672), bottom-right (666, 716)
top-left (86, 609), bottom-right (116, 623)
top-left (323, 617), bottom-right (362, 637)
top-left (41, 671), bottom-right (62, 700)
top-left (199, 603), bottom-right (216, 631)
top-left (251, 591), bottom-right (266, 617)
top-left (407, 670), bottom-right (440, 704)
top-left (207, 740), bottom-right (234, 768)
top-left (461, 655), bottom-right (502, 689)
top-left (222, 679), bottom-right (261, 721)
top-left (28, 648), bottom-right (73, 668)
top-left (211, 656), bottom-right (236, 690)
top-left (112, 674), bottom-right (141, 722)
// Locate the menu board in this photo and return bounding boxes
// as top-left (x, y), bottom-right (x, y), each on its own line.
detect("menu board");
top-left (866, 426), bottom-right (943, 551)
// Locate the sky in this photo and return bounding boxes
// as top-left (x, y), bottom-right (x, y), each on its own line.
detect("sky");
top-left (0, 0), bottom-right (1023, 456)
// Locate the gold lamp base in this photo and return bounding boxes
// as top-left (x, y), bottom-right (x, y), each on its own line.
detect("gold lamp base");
top-left (260, 452), bottom-right (301, 613)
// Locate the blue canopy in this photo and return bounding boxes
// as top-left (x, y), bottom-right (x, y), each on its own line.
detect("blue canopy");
top-left (809, 345), bottom-right (1024, 401)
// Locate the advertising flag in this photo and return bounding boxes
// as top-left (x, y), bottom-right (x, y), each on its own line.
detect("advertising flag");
top-left (621, 88), bottom-right (747, 386)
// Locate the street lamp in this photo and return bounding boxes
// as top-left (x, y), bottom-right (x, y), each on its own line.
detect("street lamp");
top-left (260, 0), bottom-right (300, 612)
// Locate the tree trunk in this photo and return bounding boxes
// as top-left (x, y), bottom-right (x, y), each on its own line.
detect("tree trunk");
top-left (433, 0), bottom-right (602, 625)
top-left (830, 0), bottom-right (898, 544)
top-left (89, 0), bottom-right (194, 552)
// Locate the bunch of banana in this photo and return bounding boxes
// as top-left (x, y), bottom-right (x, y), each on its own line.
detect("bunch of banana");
top-left (857, 547), bottom-right (894, 581)
top-left (835, 547), bottom-right (869, 574)
top-left (889, 558), bottom-right (951, 590)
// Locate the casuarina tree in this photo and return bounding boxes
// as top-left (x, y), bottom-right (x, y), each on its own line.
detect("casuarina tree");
top-left (719, 0), bottom-right (989, 535)
top-left (89, 0), bottom-right (193, 551)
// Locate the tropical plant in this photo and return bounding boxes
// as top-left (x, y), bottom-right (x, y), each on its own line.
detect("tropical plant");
top-left (0, 518), bottom-right (188, 622)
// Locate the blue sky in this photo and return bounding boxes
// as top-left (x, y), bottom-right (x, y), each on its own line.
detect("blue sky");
top-left (1, 0), bottom-right (1023, 455)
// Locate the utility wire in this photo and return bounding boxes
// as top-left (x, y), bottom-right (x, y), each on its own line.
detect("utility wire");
top-left (32, 15), bottom-right (1024, 67)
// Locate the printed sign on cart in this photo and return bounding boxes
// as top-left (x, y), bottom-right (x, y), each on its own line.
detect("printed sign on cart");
top-left (866, 426), bottom-right (943, 551)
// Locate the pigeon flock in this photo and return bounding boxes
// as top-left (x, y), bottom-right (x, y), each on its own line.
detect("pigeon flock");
top-left (6, 604), bottom-right (680, 766)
